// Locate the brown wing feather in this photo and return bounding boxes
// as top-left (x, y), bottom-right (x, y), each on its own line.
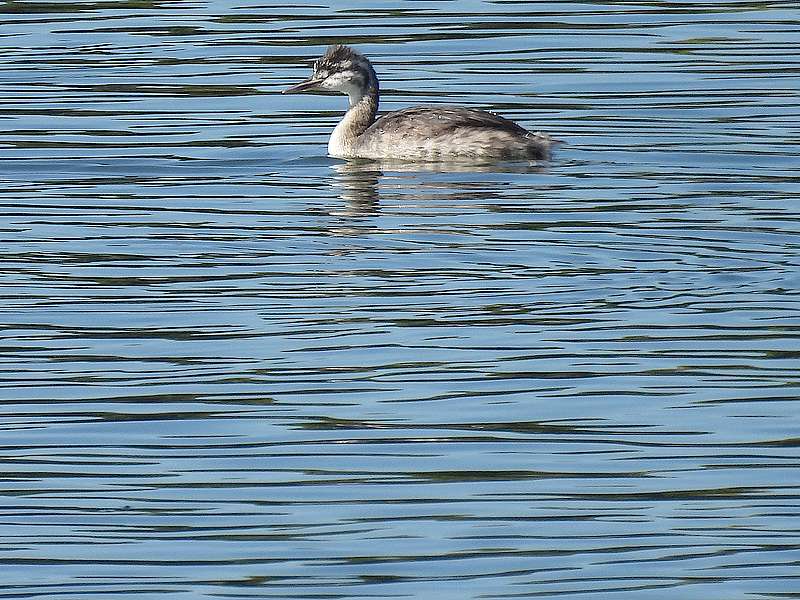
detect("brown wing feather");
top-left (355, 105), bottom-right (550, 160)
top-left (367, 105), bottom-right (531, 138)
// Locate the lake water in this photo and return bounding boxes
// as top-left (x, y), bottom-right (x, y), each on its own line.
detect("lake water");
top-left (1, 1), bottom-right (799, 598)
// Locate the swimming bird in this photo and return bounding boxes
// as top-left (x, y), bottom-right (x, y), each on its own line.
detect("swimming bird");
top-left (283, 45), bottom-right (552, 162)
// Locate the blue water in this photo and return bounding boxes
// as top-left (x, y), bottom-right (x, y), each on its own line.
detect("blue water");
top-left (1, 1), bottom-right (799, 598)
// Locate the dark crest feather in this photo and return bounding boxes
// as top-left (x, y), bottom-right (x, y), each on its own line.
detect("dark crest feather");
top-left (314, 44), bottom-right (370, 75)
top-left (322, 44), bottom-right (364, 65)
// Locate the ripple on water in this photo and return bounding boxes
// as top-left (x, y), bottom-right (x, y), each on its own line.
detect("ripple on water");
top-left (1, 1), bottom-right (799, 599)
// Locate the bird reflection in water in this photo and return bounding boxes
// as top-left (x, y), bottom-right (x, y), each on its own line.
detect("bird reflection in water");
top-left (330, 160), bottom-right (549, 213)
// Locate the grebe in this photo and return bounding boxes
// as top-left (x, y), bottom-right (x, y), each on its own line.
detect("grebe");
top-left (283, 45), bottom-right (552, 162)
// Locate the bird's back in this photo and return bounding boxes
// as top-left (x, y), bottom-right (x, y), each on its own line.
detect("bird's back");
top-left (354, 105), bottom-right (551, 161)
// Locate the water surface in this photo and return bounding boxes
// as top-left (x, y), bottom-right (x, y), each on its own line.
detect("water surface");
top-left (1, 1), bottom-right (799, 599)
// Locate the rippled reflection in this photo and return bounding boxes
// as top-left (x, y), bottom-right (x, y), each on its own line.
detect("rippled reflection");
top-left (330, 159), bottom-right (550, 209)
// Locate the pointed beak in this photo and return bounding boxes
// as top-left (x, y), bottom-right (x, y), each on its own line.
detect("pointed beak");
top-left (282, 77), bottom-right (323, 94)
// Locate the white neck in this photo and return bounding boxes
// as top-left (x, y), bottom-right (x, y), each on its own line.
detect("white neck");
top-left (328, 85), bottom-right (379, 158)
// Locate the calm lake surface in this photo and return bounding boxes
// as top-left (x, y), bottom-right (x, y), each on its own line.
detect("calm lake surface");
top-left (2, 1), bottom-right (799, 598)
